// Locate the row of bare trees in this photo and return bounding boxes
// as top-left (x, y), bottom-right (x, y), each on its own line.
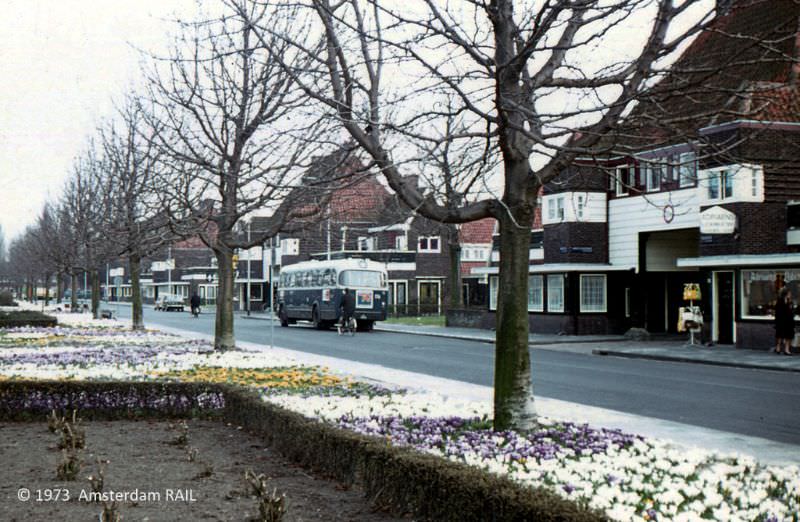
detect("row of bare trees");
top-left (12, 0), bottom-right (756, 430)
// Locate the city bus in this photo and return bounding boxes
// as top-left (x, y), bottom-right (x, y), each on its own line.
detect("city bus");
top-left (277, 258), bottom-right (388, 331)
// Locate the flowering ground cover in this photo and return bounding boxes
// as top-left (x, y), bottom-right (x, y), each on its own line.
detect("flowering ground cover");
top-left (1, 312), bottom-right (798, 521)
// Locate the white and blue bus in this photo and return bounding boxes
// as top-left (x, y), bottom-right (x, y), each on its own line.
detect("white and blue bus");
top-left (277, 258), bottom-right (388, 331)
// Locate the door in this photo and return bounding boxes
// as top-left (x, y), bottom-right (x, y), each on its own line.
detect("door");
top-left (388, 280), bottom-right (407, 316)
top-left (418, 280), bottom-right (441, 315)
top-left (715, 271), bottom-right (735, 344)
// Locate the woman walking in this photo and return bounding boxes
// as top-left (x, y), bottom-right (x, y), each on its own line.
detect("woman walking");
top-left (774, 287), bottom-right (795, 355)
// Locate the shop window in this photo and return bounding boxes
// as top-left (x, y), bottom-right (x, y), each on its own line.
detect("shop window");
top-left (547, 274), bottom-right (564, 312)
top-left (528, 275), bottom-right (543, 312)
top-left (580, 274), bottom-right (607, 312)
top-left (741, 270), bottom-right (800, 319)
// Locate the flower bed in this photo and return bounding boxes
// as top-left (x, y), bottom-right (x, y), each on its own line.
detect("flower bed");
top-left (0, 314), bottom-right (798, 521)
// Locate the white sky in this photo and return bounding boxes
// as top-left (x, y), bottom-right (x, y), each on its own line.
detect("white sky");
top-left (0, 0), bottom-right (199, 243)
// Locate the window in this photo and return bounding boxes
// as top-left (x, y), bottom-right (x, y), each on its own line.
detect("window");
top-left (751, 170), bottom-right (758, 197)
top-left (418, 236), bottom-right (440, 253)
top-left (625, 287), bottom-right (631, 318)
top-left (547, 196), bottom-right (565, 221)
top-left (395, 235), bottom-right (407, 250)
top-left (645, 162), bottom-right (662, 192)
top-left (339, 270), bottom-right (385, 288)
top-left (707, 170), bottom-right (734, 200)
top-left (580, 274), bottom-right (607, 312)
top-left (678, 152), bottom-right (696, 188)
top-left (358, 236), bottom-right (374, 251)
top-left (489, 276), bottom-right (498, 311)
top-left (741, 270), bottom-right (800, 319)
top-left (249, 285), bottom-right (263, 301)
top-left (547, 274), bottom-right (564, 312)
top-left (615, 167), bottom-right (631, 196)
top-left (576, 194), bottom-right (585, 221)
top-left (528, 275), bottom-right (543, 312)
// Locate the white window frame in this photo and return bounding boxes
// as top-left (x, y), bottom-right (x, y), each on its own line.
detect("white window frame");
top-left (418, 235), bottom-right (441, 253)
top-left (579, 274), bottom-right (607, 313)
top-left (547, 274), bottom-right (564, 313)
top-left (678, 152), bottom-right (696, 188)
top-left (576, 194), bottom-right (585, 221)
top-left (645, 162), bottom-right (662, 192)
top-left (528, 275), bottom-right (544, 312)
top-left (615, 167), bottom-right (630, 196)
top-left (395, 235), bottom-right (408, 250)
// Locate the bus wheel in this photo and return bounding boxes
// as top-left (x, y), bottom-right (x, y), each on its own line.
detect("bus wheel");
top-left (279, 306), bottom-right (289, 327)
top-left (357, 320), bottom-right (374, 332)
top-left (312, 307), bottom-right (324, 330)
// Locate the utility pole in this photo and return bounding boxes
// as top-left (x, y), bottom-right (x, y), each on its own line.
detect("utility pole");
top-left (246, 221), bottom-right (251, 317)
top-left (167, 246), bottom-right (172, 296)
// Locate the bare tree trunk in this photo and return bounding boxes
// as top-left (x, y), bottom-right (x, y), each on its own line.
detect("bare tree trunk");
top-left (214, 249), bottom-right (236, 351)
top-left (90, 269), bottom-right (100, 318)
top-left (44, 273), bottom-right (51, 306)
top-left (130, 255), bottom-right (144, 331)
top-left (447, 224), bottom-right (463, 311)
top-left (493, 179), bottom-right (537, 431)
top-left (56, 272), bottom-right (63, 304)
top-left (70, 272), bottom-right (78, 311)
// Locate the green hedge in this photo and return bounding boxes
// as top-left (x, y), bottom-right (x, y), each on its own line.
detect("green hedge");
top-left (0, 381), bottom-right (607, 521)
top-left (0, 310), bottom-right (57, 328)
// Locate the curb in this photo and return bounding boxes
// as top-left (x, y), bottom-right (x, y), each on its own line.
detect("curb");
top-left (593, 349), bottom-right (800, 373)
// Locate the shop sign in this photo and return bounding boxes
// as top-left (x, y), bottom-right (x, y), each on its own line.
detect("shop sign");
top-left (699, 206), bottom-right (736, 234)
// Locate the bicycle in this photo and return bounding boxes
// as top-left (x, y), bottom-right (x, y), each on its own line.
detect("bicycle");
top-left (337, 316), bottom-right (357, 336)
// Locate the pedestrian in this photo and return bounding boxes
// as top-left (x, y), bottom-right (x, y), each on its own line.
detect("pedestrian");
top-left (774, 287), bottom-right (795, 355)
top-left (339, 288), bottom-right (356, 329)
top-left (190, 292), bottom-right (202, 317)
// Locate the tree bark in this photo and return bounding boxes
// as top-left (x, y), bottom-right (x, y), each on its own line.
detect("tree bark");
top-left (70, 272), bottom-right (78, 312)
top-left (90, 269), bottom-right (100, 319)
top-left (493, 171), bottom-right (537, 431)
top-left (56, 272), bottom-right (63, 304)
top-left (447, 224), bottom-right (463, 311)
top-left (130, 255), bottom-right (144, 331)
top-left (214, 248), bottom-right (236, 351)
top-left (44, 273), bottom-right (51, 306)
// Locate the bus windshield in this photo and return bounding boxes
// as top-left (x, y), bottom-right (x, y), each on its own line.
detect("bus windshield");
top-left (339, 270), bottom-right (384, 288)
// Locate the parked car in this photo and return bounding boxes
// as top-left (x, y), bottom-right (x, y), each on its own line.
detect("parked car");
top-left (155, 295), bottom-right (186, 312)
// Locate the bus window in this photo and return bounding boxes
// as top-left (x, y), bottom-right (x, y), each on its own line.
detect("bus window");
top-left (339, 270), bottom-right (384, 288)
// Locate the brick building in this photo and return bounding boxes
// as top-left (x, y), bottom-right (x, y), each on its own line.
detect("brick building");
top-left (462, 1), bottom-right (800, 349)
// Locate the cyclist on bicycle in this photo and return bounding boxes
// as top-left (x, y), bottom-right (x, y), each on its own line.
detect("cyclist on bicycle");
top-left (339, 288), bottom-right (356, 330)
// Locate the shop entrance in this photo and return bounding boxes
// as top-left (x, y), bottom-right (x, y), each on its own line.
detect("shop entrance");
top-left (714, 271), bottom-right (735, 344)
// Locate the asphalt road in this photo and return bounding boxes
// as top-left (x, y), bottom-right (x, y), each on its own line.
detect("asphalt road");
top-left (113, 306), bottom-right (800, 445)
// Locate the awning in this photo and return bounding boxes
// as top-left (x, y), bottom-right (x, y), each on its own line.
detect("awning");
top-left (677, 253), bottom-right (800, 268)
top-left (470, 263), bottom-right (634, 275)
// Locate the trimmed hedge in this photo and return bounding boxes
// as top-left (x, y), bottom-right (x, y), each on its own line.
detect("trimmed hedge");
top-left (0, 310), bottom-right (57, 328)
top-left (0, 381), bottom-right (607, 521)
top-left (0, 380), bottom-right (224, 420)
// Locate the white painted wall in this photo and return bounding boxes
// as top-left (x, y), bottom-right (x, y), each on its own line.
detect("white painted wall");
top-left (542, 192), bottom-right (607, 225)
top-left (609, 188), bottom-right (699, 271)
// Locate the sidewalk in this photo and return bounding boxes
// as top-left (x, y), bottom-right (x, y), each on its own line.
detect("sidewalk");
top-left (372, 322), bottom-right (800, 373)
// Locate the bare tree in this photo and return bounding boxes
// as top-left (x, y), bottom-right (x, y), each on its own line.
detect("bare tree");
top-left (60, 147), bottom-right (114, 318)
top-left (144, 0), bottom-right (340, 350)
top-left (243, 0), bottom-right (733, 430)
top-left (98, 94), bottom-right (176, 330)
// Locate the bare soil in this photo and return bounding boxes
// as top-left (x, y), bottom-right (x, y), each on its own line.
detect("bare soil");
top-left (0, 420), bottom-right (405, 521)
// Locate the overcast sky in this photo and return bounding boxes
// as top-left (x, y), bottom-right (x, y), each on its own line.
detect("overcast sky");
top-left (0, 0), bottom-right (200, 243)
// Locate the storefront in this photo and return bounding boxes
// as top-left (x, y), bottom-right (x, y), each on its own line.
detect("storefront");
top-left (677, 254), bottom-right (800, 349)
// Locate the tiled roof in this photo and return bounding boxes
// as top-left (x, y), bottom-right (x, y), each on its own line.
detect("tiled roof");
top-left (461, 261), bottom-right (487, 276)
top-left (459, 218), bottom-right (495, 243)
top-left (625, 0), bottom-right (800, 141)
top-left (328, 175), bottom-right (391, 221)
